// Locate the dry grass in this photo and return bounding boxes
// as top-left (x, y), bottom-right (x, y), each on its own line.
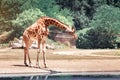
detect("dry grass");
top-left (0, 48), bottom-right (120, 61)
top-left (0, 49), bottom-right (83, 60)
top-left (92, 50), bottom-right (120, 56)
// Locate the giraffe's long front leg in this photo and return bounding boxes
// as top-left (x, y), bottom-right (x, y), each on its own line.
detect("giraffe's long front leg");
top-left (24, 47), bottom-right (28, 66)
top-left (28, 50), bottom-right (31, 67)
top-left (42, 40), bottom-right (47, 68)
top-left (36, 48), bottom-right (40, 68)
top-left (43, 49), bottom-right (47, 68)
top-left (27, 41), bottom-right (32, 67)
top-left (36, 39), bottom-right (41, 68)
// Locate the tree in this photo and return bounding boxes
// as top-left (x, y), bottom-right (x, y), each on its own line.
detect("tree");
top-left (106, 0), bottom-right (120, 8)
top-left (90, 5), bottom-right (120, 34)
top-left (0, 0), bottom-right (24, 20)
top-left (76, 28), bottom-right (92, 48)
top-left (76, 5), bottom-right (120, 49)
top-left (11, 8), bottom-right (45, 37)
top-left (31, 0), bottom-right (73, 26)
top-left (56, 0), bottom-right (107, 30)
top-left (86, 26), bottom-right (116, 48)
top-left (0, 0), bottom-right (30, 34)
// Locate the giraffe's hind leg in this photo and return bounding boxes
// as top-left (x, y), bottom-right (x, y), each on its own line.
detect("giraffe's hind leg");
top-left (23, 35), bottom-right (32, 67)
top-left (36, 48), bottom-right (40, 68)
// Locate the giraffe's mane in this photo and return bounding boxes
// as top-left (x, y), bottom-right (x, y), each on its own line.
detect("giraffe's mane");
top-left (41, 16), bottom-right (69, 27)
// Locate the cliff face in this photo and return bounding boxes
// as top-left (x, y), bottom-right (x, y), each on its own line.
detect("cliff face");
top-left (49, 32), bottom-right (76, 47)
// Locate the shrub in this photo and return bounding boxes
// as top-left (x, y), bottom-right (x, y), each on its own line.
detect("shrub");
top-left (76, 26), bottom-right (116, 49)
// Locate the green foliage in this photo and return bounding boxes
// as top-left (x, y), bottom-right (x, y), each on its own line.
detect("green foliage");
top-left (12, 8), bottom-right (45, 37)
top-left (76, 27), bottom-right (92, 35)
top-left (73, 12), bottom-right (90, 30)
top-left (76, 28), bottom-right (92, 48)
top-left (56, 0), bottom-right (107, 30)
top-left (76, 26), bottom-right (116, 49)
top-left (53, 8), bottom-right (73, 27)
top-left (12, 8), bottom-right (45, 29)
top-left (0, 17), bottom-right (12, 33)
top-left (106, 0), bottom-right (120, 8)
top-left (0, 0), bottom-right (25, 19)
top-left (0, 0), bottom-right (26, 34)
top-left (39, 0), bottom-right (73, 26)
top-left (86, 26), bottom-right (116, 48)
top-left (76, 5), bottom-right (120, 49)
top-left (29, 0), bottom-right (73, 26)
top-left (90, 5), bottom-right (120, 34)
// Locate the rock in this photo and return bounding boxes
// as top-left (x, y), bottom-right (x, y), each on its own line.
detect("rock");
top-left (9, 36), bottom-right (56, 50)
top-left (46, 44), bottom-right (55, 50)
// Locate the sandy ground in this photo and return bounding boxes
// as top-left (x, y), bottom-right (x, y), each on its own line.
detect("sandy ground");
top-left (1, 59), bottom-right (120, 73)
top-left (0, 48), bottom-right (120, 76)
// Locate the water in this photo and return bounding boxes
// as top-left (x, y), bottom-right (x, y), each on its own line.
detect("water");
top-left (1, 74), bottom-right (120, 80)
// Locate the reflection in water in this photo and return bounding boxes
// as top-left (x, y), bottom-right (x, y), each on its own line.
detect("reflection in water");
top-left (29, 73), bottom-right (49, 80)
top-left (27, 74), bottom-right (120, 80)
top-left (1, 70), bottom-right (120, 80)
top-left (0, 75), bottom-right (120, 80)
top-left (29, 69), bottom-right (61, 80)
top-left (1, 74), bottom-right (120, 80)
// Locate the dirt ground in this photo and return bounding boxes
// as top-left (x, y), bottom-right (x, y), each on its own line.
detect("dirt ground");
top-left (0, 48), bottom-right (120, 76)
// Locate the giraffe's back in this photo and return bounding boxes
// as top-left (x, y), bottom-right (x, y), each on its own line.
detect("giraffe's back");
top-left (23, 22), bottom-right (48, 41)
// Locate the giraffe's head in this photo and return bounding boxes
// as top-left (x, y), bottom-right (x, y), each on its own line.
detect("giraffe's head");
top-left (66, 26), bottom-right (77, 39)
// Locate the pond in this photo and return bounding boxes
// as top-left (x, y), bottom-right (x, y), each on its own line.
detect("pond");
top-left (1, 73), bottom-right (120, 80)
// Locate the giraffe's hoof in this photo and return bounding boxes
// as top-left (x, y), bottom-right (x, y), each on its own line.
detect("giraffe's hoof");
top-left (36, 64), bottom-right (41, 68)
top-left (24, 63), bottom-right (28, 67)
top-left (36, 66), bottom-right (41, 69)
top-left (44, 65), bottom-right (48, 68)
top-left (29, 64), bottom-right (33, 68)
top-left (45, 66), bottom-right (48, 68)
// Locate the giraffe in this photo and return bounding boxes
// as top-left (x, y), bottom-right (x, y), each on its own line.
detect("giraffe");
top-left (23, 16), bottom-right (77, 68)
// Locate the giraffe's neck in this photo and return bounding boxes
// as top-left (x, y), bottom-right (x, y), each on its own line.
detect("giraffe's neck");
top-left (38, 16), bottom-right (73, 32)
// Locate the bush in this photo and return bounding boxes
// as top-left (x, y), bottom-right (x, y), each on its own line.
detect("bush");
top-left (11, 8), bottom-right (45, 37)
top-left (76, 28), bottom-right (91, 48)
top-left (76, 26), bottom-right (116, 49)
top-left (76, 5), bottom-right (120, 49)
top-left (90, 5), bottom-right (120, 34)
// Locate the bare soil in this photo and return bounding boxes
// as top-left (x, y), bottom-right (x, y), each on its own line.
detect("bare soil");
top-left (0, 48), bottom-right (120, 74)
